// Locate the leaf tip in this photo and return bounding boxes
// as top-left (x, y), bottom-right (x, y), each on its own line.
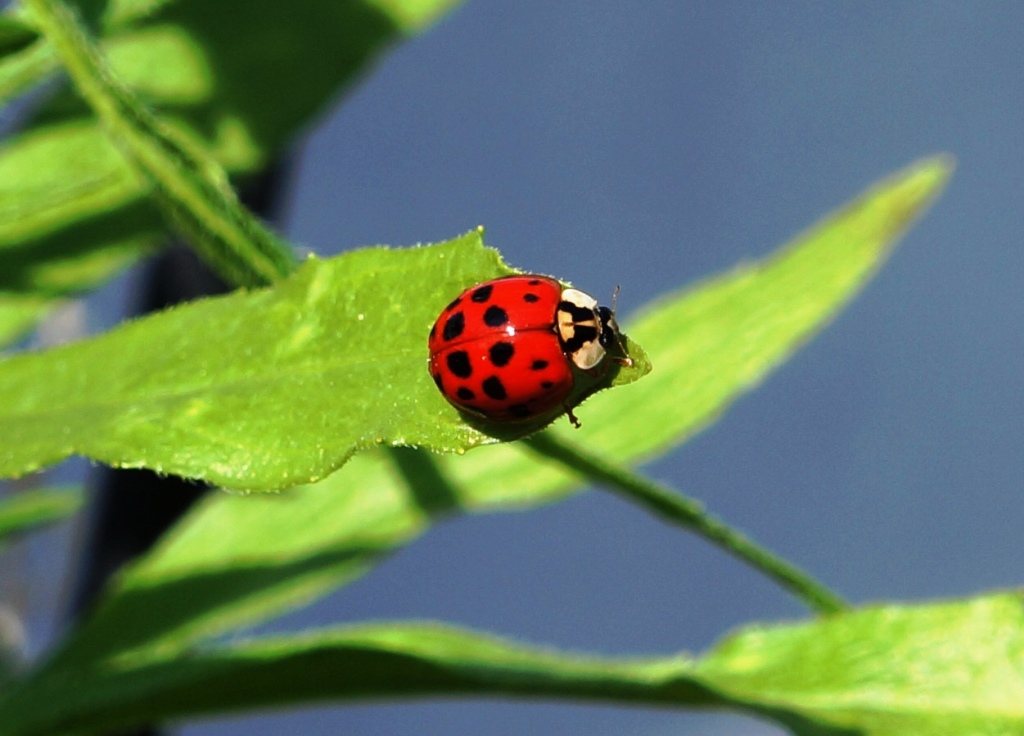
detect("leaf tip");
top-left (886, 153), bottom-right (956, 220)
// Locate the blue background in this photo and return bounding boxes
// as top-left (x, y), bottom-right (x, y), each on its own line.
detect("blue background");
top-left (11, 2), bottom-right (1024, 735)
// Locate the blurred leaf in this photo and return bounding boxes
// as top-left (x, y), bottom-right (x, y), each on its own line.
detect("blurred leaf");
top-left (48, 450), bottom-right (423, 664)
top-left (0, 486), bottom-right (82, 550)
top-left (0, 121), bottom-right (148, 255)
top-left (3, 594), bottom-right (1021, 736)
top-left (29, 0), bottom-right (298, 288)
top-left (100, 0), bottom-right (181, 27)
top-left (140, 0), bottom-right (460, 158)
top-left (0, 0), bottom-right (465, 340)
top-left (0, 37), bottom-right (57, 111)
top-left (0, 6), bottom-right (55, 107)
top-left (0, 229), bottom-right (649, 489)
top-left (0, 621), bottom-right (712, 736)
top-left (0, 296), bottom-right (58, 349)
top-left (0, 0), bottom-right (184, 109)
top-left (31, 158), bottom-right (951, 667)
top-left (0, 16), bottom-right (39, 56)
top-left (0, 121), bottom-right (160, 347)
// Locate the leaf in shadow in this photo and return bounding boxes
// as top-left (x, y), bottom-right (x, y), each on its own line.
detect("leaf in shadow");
top-left (1, 620), bottom-right (862, 736)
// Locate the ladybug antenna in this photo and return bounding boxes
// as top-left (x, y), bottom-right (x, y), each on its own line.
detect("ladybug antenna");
top-left (599, 287), bottom-right (633, 367)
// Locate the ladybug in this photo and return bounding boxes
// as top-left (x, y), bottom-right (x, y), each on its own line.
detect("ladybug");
top-left (428, 275), bottom-right (627, 426)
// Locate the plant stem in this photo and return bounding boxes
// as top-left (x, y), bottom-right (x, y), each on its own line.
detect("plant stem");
top-left (24, 0), bottom-right (299, 287)
top-left (523, 432), bottom-right (848, 615)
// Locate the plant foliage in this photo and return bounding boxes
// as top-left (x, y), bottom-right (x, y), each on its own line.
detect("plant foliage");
top-left (0, 1), bottom-right (1004, 735)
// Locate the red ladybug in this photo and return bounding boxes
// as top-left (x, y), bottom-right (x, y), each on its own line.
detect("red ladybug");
top-left (428, 275), bottom-right (627, 426)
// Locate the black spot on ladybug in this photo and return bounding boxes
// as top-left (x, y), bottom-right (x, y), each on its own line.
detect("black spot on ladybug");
top-left (471, 284), bottom-right (493, 302)
top-left (456, 387), bottom-right (475, 400)
top-left (445, 296), bottom-right (462, 312)
top-left (561, 324), bottom-right (598, 353)
top-left (523, 293), bottom-right (540, 303)
top-left (442, 311), bottom-right (465, 342)
top-left (540, 380), bottom-right (554, 389)
top-left (527, 279), bottom-right (541, 285)
top-left (483, 305), bottom-right (508, 327)
top-left (489, 341), bottom-right (514, 367)
top-left (482, 375), bottom-right (507, 400)
top-left (446, 351), bottom-right (472, 378)
top-left (507, 404), bottom-right (533, 418)
top-left (432, 372), bottom-right (444, 392)
top-left (429, 323), bottom-right (436, 340)
top-left (530, 359), bottom-right (549, 370)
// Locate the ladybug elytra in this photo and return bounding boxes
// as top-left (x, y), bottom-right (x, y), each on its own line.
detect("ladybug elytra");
top-left (427, 275), bottom-right (628, 426)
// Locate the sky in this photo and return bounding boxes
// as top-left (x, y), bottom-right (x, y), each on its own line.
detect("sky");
top-left (9, 2), bottom-right (1024, 735)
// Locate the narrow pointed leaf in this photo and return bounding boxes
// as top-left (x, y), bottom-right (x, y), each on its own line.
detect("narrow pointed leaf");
top-left (0, 622), bottom-right (710, 736)
top-left (3, 594), bottom-right (1020, 736)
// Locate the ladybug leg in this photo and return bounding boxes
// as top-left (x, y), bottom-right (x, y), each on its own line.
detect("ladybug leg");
top-left (564, 404), bottom-right (582, 429)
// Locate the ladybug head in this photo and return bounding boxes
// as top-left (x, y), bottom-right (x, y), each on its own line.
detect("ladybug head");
top-left (597, 306), bottom-right (618, 349)
top-left (597, 304), bottom-right (632, 367)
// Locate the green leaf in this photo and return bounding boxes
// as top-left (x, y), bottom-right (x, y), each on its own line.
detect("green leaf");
top-left (0, 296), bottom-right (58, 349)
top-left (3, 594), bottom-right (1021, 736)
top-left (0, 7), bottom-right (55, 108)
top-left (48, 450), bottom-right (425, 664)
top-left (101, 0), bottom-right (181, 28)
top-left (0, 621), bottom-right (710, 736)
top-left (692, 592), bottom-right (1024, 735)
top-left (0, 2), bottom-right (198, 113)
top-left (0, 121), bottom-right (152, 258)
top-left (0, 229), bottom-right (649, 489)
top-left (0, 38), bottom-right (57, 112)
top-left (12, 0), bottom-right (460, 122)
top-left (0, 117), bottom-right (162, 352)
top-left (0, 0), bottom-right (466, 338)
top-left (0, 120), bottom-right (162, 347)
top-left (27, 158), bottom-right (951, 668)
top-left (141, 0), bottom-right (462, 158)
top-left (446, 155), bottom-right (956, 507)
top-left (0, 158), bottom-right (955, 734)
top-left (27, 0), bottom-right (298, 288)
top-left (0, 486), bottom-right (82, 550)
top-left (0, 16), bottom-right (40, 56)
